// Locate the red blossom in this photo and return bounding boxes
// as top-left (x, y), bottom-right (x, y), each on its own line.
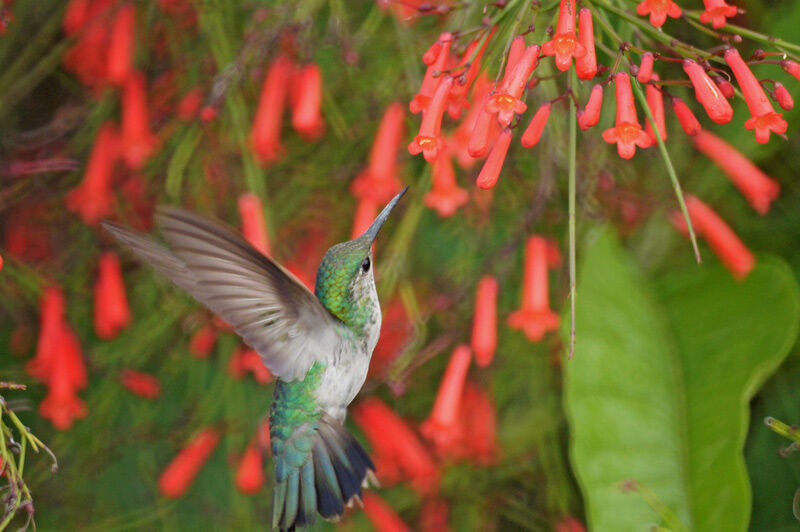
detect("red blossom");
top-left (234, 443), bottom-right (265, 494)
top-left (66, 122), bottom-right (118, 226)
top-left (773, 82), bottom-right (794, 110)
top-left (409, 75), bottom-right (454, 162)
top-left (542, 0), bottom-right (585, 72)
top-left (291, 63), bottom-right (325, 140)
top-left (602, 72), bottom-right (650, 159)
top-left (578, 84), bottom-right (603, 130)
top-left (27, 287), bottom-right (66, 384)
top-left (636, 0), bottom-right (681, 27)
top-left (671, 97), bottom-right (702, 136)
top-left (782, 60), bottom-right (800, 82)
top-left (458, 380), bottom-right (500, 465)
top-left (188, 324), bottom-right (217, 358)
top-left (410, 32), bottom-right (452, 114)
top-left (691, 129), bottom-right (779, 214)
top-left (476, 127), bottom-right (512, 189)
top-left (158, 427), bottom-right (221, 498)
top-left (467, 98), bottom-right (496, 158)
top-left (94, 251), bottom-right (132, 340)
top-left (671, 196), bottom-right (754, 279)
top-left (643, 74), bottom-right (667, 146)
top-left (724, 48), bottom-right (787, 143)
top-left (424, 151), bottom-right (468, 217)
top-left (106, 3), bottom-right (136, 85)
top-left (62, 1), bottom-right (114, 89)
top-left (450, 75), bottom-right (493, 168)
top-left (575, 8), bottom-right (597, 80)
top-left (682, 59), bottom-right (733, 124)
top-left (521, 102), bottom-right (551, 148)
top-left (351, 102), bottom-right (406, 204)
top-left (713, 75), bottom-right (735, 99)
top-left (637, 52), bottom-right (654, 84)
top-left (250, 54), bottom-right (292, 164)
top-left (700, 0), bottom-right (738, 29)
top-left (507, 235), bottom-right (560, 342)
top-left (471, 276), bottom-right (498, 368)
top-left (486, 44), bottom-right (540, 125)
top-left (362, 492), bottom-right (412, 532)
top-left (448, 31), bottom-right (493, 118)
top-left (238, 193), bottom-right (271, 257)
top-left (120, 369), bottom-right (161, 399)
top-left (121, 72), bottom-right (159, 169)
top-left (38, 330), bottom-right (88, 431)
top-left (420, 345), bottom-right (471, 457)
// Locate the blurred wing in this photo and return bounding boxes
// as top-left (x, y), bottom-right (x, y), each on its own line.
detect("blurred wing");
top-left (103, 207), bottom-right (339, 381)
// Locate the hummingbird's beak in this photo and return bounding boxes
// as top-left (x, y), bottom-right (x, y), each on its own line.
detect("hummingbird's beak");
top-left (363, 186), bottom-right (409, 242)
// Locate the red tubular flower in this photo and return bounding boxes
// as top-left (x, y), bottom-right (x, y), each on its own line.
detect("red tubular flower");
top-left (555, 516), bottom-right (588, 532)
top-left (409, 76), bottom-right (454, 162)
top-left (637, 52), bottom-right (654, 84)
top-left (66, 122), bottom-right (118, 226)
top-left (420, 345), bottom-right (471, 456)
top-left (291, 63), bottom-right (324, 140)
top-left (420, 497), bottom-right (452, 532)
top-left (578, 84), bottom-right (603, 131)
top-left (238, 193), bottom-right (271, 257)
top-left (575, 8), bottom-right (596, 80)
top-left (189, 324), bottom-right (217, 358)
top-left (507, 36), bottom-right (526, 74)
top-left (424, 151), bottom-right (468, 217)
top-left (782, 60), bottom-right (800, 82)
top-left (351, 102), bottom-right (405, 204)
top-left (644, 74), bottom-right (666, 146)
top-left (62, 3), bottom-right (113, 89)
top-left (94, 251), bottom-right (131, 340)
top-left (542, 0), bottom-right (585, 72)
top-left (235, 443), bottom-right (265, 494)
top-left (724, 48), bottom-right (787, 144)
top-left (176, 88), bottom-right (204, 120)
top-left (773, 82), bottom-right (794, 110)
top-left (691, 129), bottom-right (779, 214)
top-left (250, 54), bottom-right (292, 164)
top-left (521, 103), bottom-right (551, 148)
top-left (671, 97), bottom-right (702, 136)
top-left (507, 235), bottom-right (560, 342)
top-left (636, 0), bottom-right (681, 27)
top-left (476, 128), bottom-right (512, 189)
top-left (120, 369), bottom-right (161, 399)
top-left (682, 59), bottom-right (733, 124)
top-left (450, 75), bottom-right (493, 168)
top-left (713, 75), bottom-right (735, 99)
top-left (121, 72), bottom-right (158, 169)
top-left (486, 44), bottom-right (540, 126)
top-left (471, 276), bottom-right (498, 368)
top-left (459, 380), bottom-right (499, 465)
top-left (352, 398), bottom-right (439, 495)
top-left (158, 427), bottom-right (221, 498)
top-left (700, 0), bottom-right (737, 29)
top-left (602, 72), bottom-right (650, 159)
top-left (38, 330), bottom-right (88, 431)
top-left (351, 198), bottom-right (378, 239)
top-left (106, 3), bottom-right (135, 85)
top-left (63, 0), bottom-right (91, 35)
top-left (422, 42), bottom-right (442, 65)
top-left (467, 100), bottom-right (495, 158)
top-left (448, 31), bottom-right (494, 118)
top-left (27, 287), bottom-right (66, 383)
top-left (671, 196), bottom-right (754, 279)
top-left (362, 492), bottom-right (412, 532)
top-left (410, 32), bottom-right (452, 114)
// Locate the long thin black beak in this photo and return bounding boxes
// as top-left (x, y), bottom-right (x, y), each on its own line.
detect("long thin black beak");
top-left (363, 186), bottom-right (409, 242)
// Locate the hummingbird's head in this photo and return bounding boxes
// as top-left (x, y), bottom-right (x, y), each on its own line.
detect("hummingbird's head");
top-left (314, 187), bottom-right (408, 331)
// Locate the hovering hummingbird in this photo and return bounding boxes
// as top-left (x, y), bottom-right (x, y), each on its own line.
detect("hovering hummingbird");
top-left (103, 187), bottom-right (408, 530)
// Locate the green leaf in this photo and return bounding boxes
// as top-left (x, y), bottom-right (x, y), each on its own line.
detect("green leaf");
top-left (563, 229), bottom-right (800, 532)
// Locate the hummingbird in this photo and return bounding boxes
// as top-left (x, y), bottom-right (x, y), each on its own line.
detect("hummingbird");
top-left (103, 187), bottom-right (408, 530)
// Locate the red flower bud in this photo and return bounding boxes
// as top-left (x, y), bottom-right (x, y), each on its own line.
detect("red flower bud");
top-left (94, 251), bottom-right (131, 340)
top-left (507, 36), bottom-right (526, 74)
top-left (476, 128), bottom-right (512, 189)
top-left (351, 102), bottom-right (405, 204)
top-left (575, 8), bottom-right (597, 80)
top-left (27, 287), bottom-right (66, 383)
top-left (158, 427), bottom-right (221, 498)
top-left (671, 196), bottom-right (754, 279)
top-left (420, 345), bottom-right (472, 456)
top-left (773, 82), bottom-right (794, 110)
top-left (643, 74), bottom-right (666, 146)
top-left (683, 59), bottom-right (733, 124)
top-left (636, 52), bottom-right (654, 84)
top-left (189, 324), bottom-right (217, 358)
top-left (578, 84), bottom-right (603, 130)
top-left (636, 0), bottom-right (681, 27)
top-left (362, 492), bottom-right (412, 532)
top-left (691, 129), bottom-right (779, 214)
top-left (724, 48), bottom-right (787, 143)
top-left (507, 235), bottom-right (560, 342)
top-left (521, 103), bottom-right (551, 148)
top-left (38, 329), bottom-right (88, 431)
top-left (409, 76), bottom-right (454, 162)
top-left (671, 97), bottom-right (701, 136)
top-left (459, 380), bottom-right (500, 465)
top-left (234, 443), bottom-right (265, 494)
top-left (467, 99), bottom-right (495, 158)
top-left (291, 63), bottom-right (324, 140)
top-left (410, 33), bottom-right (452, 114)
top-left (712, 75), bottom-right (735, 99)
top-left (121, 72), bottom-right (159, 169)
top-left (782, 60), bottom-right (800, 82)
top-left (471, 276), bottom-right (498, 368)
top-left (106, 3), bottom-right (136, 85)
top-left (700, 0), bottom-right (737, 29)
top-left (487, 45), bottom-right (540, 126)
top-left (66, 122), bottom-right (118, 226)
top-left (250, 55), bottom-right (292, 164)
top-left (541, 0), bottom-right (586, 71)
top-left (602, 72), bottom-right (649, 159)
top-left (424, 151), bottom-right (468, 217)
top-left (448, 31), bottom-right (494, 118)
top-left (238, 193), bottom-right (271, 257)
top-left (120, 369), bottom-right (161, 399)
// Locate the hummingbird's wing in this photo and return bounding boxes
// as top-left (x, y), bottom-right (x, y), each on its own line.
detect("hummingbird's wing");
top-left (103, 206), bottom-right (340, 382)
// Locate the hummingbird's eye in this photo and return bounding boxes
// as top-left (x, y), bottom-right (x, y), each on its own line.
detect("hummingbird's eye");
top-left (361, 257), bottom-right (371, 273)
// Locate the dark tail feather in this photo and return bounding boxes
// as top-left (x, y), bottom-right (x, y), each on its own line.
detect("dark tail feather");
top-left (272, 414), bottom-right (376, 531)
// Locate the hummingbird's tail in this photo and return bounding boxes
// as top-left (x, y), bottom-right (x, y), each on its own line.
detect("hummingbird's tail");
top-left (271, 413), bottom-right (376, 531)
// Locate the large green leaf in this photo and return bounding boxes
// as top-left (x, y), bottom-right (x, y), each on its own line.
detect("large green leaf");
top-left (563, 229), bottom-right (800, 532)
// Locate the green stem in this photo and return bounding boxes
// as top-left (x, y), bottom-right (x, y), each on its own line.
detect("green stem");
top-left (682, 11), bottom-right (800, 58)
top-left (631, 80), bottom-right (701, 263)
top-left (568, 70), bottom-right (578, 359)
